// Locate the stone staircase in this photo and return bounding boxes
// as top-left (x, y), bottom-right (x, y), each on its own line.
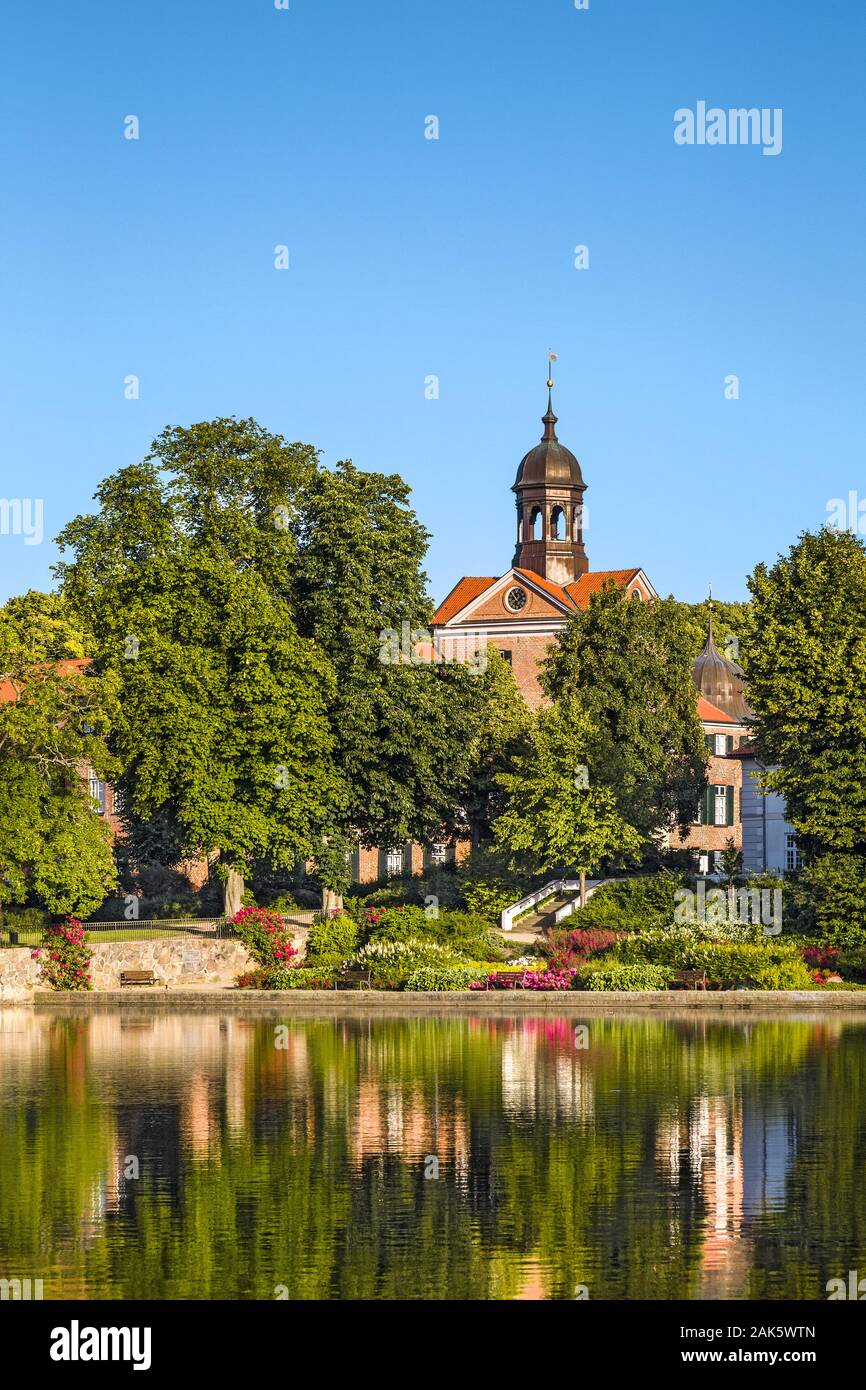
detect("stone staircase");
top-left (508, 892), bottom-right (580, 941)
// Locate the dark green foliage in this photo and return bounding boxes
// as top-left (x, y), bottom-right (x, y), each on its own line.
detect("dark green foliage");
top-left (542, 586), bottom-right (708, 840)
top-left (290, 458), bottom-right (490, 852)
top-left (0, 613), bottom-right (117, 917)
top-left (798, 854), bottom-right (866, 947)
top-left (563, 871), bottom-right (684, 932)
top-left (745, 528), bottom-right (866, 864)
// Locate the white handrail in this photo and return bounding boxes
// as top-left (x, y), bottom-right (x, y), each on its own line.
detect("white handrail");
top-left (500, 880), bottom-right (580, 932)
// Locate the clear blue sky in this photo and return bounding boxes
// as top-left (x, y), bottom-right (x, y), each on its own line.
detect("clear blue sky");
top-left (1, 0), bottom-right (863, 606)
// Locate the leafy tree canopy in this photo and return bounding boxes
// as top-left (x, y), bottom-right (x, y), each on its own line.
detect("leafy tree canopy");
top-left (0, 618), bottom-right (116, 916)
top-left (744, 526), bottom-right (866, 861)
top-left (54, 419), bottom-right (345, 912)
top-left (55, 419), bottom-right (496, 906)
top-left (1, 589), bottom-right (90, 661)
top-left (541, 585), bottom-right (707, 840)
top-left (669, 597), bottom-right (752, 660)
top-left (289, 457), bottom-right (492, 861)
top-left (493, 697), bottom-right (643, 888)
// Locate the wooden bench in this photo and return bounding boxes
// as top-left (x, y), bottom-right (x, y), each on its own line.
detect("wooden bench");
top-left (335, 969), bottom-right (372, 991)
top-left (673, 969), bottom-right (708, 991)
top-left (484, 972), bottom-right (526, 990)
top-left (120, 970), bottom-right (157, 988)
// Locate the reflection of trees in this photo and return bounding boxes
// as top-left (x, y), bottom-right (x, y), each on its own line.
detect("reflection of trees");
top-left (0, 1011), bottom-right (850, 1300)
top-left (746, 1024), bottom-right (866, 1299)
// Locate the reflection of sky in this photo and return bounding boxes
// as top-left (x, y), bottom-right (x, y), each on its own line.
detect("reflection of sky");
top-left (741, 1103), bottom-right (796, 1217)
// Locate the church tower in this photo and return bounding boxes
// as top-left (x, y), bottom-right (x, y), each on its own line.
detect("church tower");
top-left (511, 371), bottom-right (588, 585)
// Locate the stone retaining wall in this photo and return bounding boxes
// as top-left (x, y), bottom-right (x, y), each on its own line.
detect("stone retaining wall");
top-left (0, 937), bottom-right (254, 1002)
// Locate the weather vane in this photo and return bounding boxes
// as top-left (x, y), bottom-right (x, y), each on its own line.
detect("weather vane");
top-left (547, 350), bottom-right (557, 389)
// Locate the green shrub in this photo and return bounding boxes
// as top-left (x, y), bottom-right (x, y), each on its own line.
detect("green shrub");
top-left (582, 962), bottom-right (671, 991)
top-left (236, 966), bottom-right (336, 990)
top-left (691, 942), bottom-right (813, 990)
top-left (613, 930), bottom-right (814, 989)
top-left (799, 854), bottom-right (866, 948)
top-left (363, 904), bottom-right (429, 940)
top-left (6, 906), bottom-right (50, 929)
top-left (353, 937), bottom-right (459, 987)
top-left (404, 964), bottom-right (483, 991)
top-left (279, 968), bottom-right (336, 990)
top-left (431, 910), bottom-right (507, 960)
top-left (305, 913), bottom-right (359, 960)
top-left (456, 845), bottom-right (529, 921)
top-left (564, 871), bottom-right (685, 933)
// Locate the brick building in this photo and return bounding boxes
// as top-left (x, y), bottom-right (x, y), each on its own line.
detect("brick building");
top-left (427, 381), bottom-right (757, 881)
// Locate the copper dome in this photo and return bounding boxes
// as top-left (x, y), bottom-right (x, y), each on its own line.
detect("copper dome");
top-left (514, 397), bottom-right (585, 488)
top-left (692, 618), bottom-right (753, 722)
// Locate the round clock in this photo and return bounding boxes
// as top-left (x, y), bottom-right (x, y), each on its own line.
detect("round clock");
top-left (505, 585), bottom-right (527, 612)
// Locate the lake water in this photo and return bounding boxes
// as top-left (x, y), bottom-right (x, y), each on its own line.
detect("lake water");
top-left (0, 1007), bottom-right (863, 1300)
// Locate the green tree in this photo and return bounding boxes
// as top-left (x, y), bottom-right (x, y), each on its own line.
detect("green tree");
top-left (542, 584), bottom-right (707, 841)
top-left (670, 597), bottom-right (752, 660)
top-left (55, 418), bottom-right (346, 916)
top-left (0, 618), bottom-right (116, 917)
top-left (493, 698), bottom-right (643, 904)
top-left (291, 459), bottom-right (491, 880)
top-left (0, 590), bottom-right (90, 661)
top-left (745, 527), bottom-right (866, 864)
top-left (461, 646), bottom-right (532, 844)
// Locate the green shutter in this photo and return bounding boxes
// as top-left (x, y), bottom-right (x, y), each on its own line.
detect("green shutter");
top-left (726, 735), bottom-right (734, 754)
top-left (704, 734), bottom-right (714, 751)
top-left (726, 785), bottom-right (734, 825)
top-left (699, 786), bottom-right (712, 824)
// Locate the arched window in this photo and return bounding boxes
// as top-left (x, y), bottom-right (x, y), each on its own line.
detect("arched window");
top-left (550, 506), bottom-right (565, 540)
top-left (572, 504), bottom-right (584, 541)
top-left (517, 511), bottom-right (524, 543)
top-left (529, 506), bottom-right (542, 540)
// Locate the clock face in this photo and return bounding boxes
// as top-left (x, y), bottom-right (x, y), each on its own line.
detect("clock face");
top-left (505, 585), bottom-right (527, 612)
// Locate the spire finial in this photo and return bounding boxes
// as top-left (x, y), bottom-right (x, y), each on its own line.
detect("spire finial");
top-left (707, 584), bottom-right (714, 643)
top-left (543, 351), bottom-right (558, 440)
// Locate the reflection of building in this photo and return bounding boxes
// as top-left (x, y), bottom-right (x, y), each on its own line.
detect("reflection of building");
top-left (500, 1028), bottom-right (594, 1123)
top-left (656, 1089), bottom-right (797, 1298)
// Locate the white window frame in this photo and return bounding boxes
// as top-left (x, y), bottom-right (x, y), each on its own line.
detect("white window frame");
top-left (88, 769), bottom-right (106, 815)
top-left (785, 834), bottom-right (800, 872)
top-left (713, 785), bottom-right (728, 826)
top-left (385, 847), bottom-right (404, 878)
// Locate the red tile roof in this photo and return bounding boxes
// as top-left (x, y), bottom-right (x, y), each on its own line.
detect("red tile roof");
top-left (697, 696), bottom-right (735, 724)
top-left (431, 576), bottom-right (497, 625)
top-left (512, 568), bottom-right (577, 609)
top-left (565, 569), bottom-right (642, 608)
top-left (727, 743), bottom-right (758, 760)
top-left (432, 568), bottom-right (646, 625)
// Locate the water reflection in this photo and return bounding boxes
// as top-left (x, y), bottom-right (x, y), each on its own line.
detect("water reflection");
top-left (0, 1008), bottom-right (862, 1300)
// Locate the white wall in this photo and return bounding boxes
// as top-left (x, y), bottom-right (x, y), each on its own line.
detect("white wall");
top-left (739, 761), bottom-right (795, 874)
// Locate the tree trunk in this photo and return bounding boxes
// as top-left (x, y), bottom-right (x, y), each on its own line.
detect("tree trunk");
top-left (321, 887), bottom-right (343, 917)
top-left (224, 867), bottom-right (244, 921)
top-left (579, 871), bottom-right (587, 909)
